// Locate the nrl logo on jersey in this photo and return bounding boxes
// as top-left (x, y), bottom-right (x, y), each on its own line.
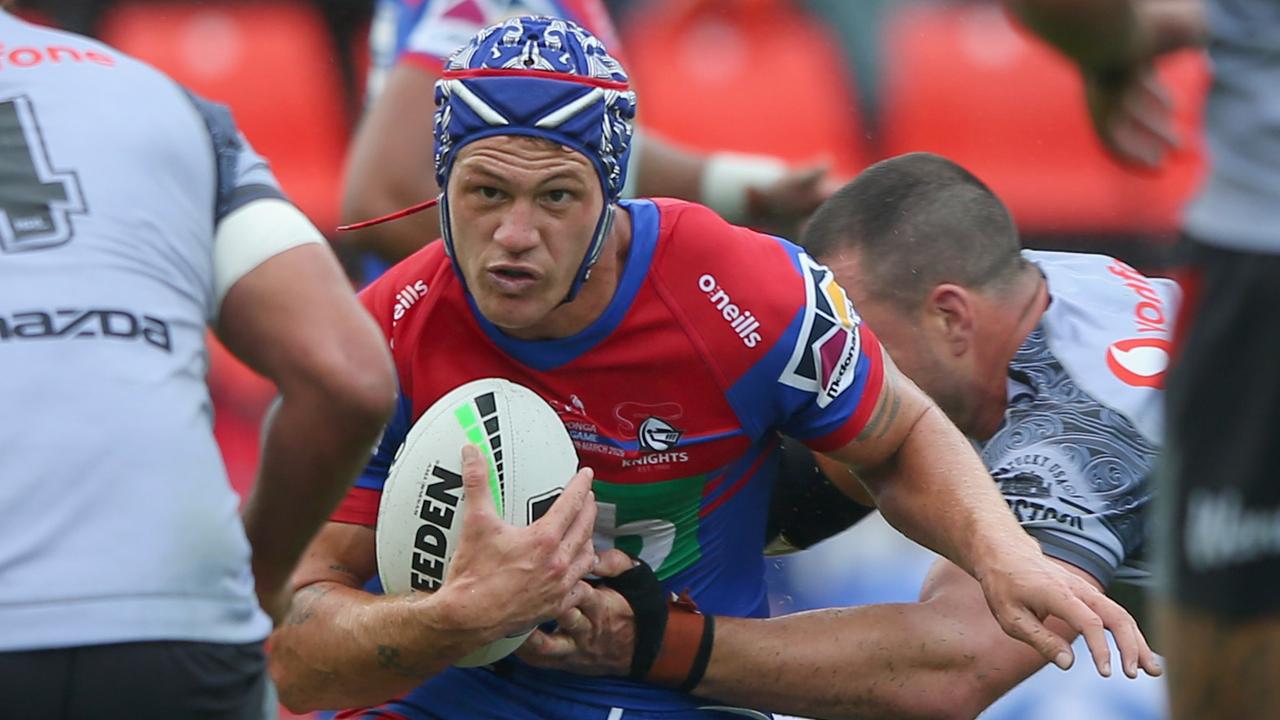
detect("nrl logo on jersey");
top-left (779, 254), bottom-right (863, 407)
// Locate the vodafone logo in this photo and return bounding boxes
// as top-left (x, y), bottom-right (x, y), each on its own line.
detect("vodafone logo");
top-left (1104, 260), bottom-right (1175, 388)
top-left (1106, 336), bottom-right (1171, 388)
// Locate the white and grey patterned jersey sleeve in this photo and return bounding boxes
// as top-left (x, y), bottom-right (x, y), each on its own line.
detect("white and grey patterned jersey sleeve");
top-left (183, 91), bottom-right (286, 221)
top-left (980, 328), bottom-right (1154, 588)
top-left (184, 91), bottom-right (324, 308)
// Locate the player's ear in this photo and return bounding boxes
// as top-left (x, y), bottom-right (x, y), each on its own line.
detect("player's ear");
top-left (926, 283), bottom-right (974, 356)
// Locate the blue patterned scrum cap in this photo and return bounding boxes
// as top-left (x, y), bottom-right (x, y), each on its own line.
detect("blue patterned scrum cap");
top-left (432, 15), bottom-right (637, 201)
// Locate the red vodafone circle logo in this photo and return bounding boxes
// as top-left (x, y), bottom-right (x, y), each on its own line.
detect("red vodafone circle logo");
top-left (1106, 337), bottom-right (1172, 388)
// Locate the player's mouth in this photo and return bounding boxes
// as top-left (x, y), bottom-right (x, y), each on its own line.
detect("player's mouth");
top-left (485, 264), bottom-right (540, 294)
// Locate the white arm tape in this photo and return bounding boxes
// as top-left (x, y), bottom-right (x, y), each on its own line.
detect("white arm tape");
top-left (699, 151), bottom-right (789, 224)
top-left (213, 198), bottom-right (326, 307)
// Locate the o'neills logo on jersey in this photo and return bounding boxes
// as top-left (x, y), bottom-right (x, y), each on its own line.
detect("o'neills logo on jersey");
top-left (392, 280), bottom-right (429, 321)
top-left (697, 274), bottom-right (762, 348)
top-left (389, 280), bottom-right (429, 350)
top-left (1105, 261), bottom-right (1172, 388)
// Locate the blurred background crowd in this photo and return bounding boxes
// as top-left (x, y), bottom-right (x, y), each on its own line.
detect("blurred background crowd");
top-left (10, 1), bottom-right (1200, 716)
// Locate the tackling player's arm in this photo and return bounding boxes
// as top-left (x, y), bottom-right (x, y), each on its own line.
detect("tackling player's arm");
top-left (814, 350), bottom-right (1154, 677)
top-left (698, 557), bottom-right (1103, 720)
top-left (268, 446), bottom-right (610, 713)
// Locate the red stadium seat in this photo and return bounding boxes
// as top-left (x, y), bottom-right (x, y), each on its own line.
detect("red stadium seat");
top-left (622, 0), bottom-right (871, 179)
top-left (880, 2), bottom-right (1208, 236)
top-left (100, 1), bottom-right (349, 234)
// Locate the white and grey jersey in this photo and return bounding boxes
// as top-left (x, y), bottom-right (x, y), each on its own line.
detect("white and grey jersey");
top-left (1183, 0), bottom-right (1280, 254)
top-left (0, 12), bottom-right (316, 651)
top-left (980, 251), bottom-right (1180, 588)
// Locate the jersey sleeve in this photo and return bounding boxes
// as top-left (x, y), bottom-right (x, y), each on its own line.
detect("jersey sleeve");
top-left (981, 381), bottom-right (1155, 588)
top-left (767, 249), bottom-right (885, 451)
top-left (184, 90), bottom-right (287, 222)
top-left (653, 201), bottom-right (883, 450)
top-left (186, 90), bottom-right (327, 312)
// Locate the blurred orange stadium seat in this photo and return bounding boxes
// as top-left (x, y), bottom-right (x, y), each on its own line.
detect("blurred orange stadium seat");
top-left (622, 0), bottom-right (870, 179)
top-left (880, 2), bottom-right (1208, 237)
top-left (100, 0), bottom-right (349, 234)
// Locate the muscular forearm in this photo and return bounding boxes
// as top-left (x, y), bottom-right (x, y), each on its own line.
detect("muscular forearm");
top-left (700, 584), bottom-right (1066, 720)
top-left (864, 406), bottom-right (1040, 580)
top-left (269, 581), bottom-right (493, 712)
top-left (701, 605), bottom-right (996, 720)
top-left (242, 385), bottom-right (390, 596)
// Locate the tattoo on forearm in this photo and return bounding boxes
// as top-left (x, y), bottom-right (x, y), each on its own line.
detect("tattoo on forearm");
top-left (376, 644), bottom-right (423, 679)
top-left (285, 584), bottom-right (333, 626)
top-left (856, 382), bottom-right (901, 442)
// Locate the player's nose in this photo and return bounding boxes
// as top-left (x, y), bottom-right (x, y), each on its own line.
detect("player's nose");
top-left (492, 200), bottom-right (541, 254)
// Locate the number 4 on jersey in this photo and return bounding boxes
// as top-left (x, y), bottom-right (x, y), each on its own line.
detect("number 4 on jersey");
top-left (0, 96), bottom-right (86, 253)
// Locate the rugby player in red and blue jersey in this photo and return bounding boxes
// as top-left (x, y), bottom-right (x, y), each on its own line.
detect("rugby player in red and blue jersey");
top-left (270, 16), bottom-right (1154, 719)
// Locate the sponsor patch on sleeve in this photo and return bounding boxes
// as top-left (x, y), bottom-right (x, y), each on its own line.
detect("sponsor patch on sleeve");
top-left (779, 253), bottom-right (864, 408)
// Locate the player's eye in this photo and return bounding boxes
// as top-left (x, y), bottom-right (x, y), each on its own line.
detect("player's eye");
top-left (544, 189), bottom-right (573, 204)
top-left (477, 186), bottom-right (503, 201)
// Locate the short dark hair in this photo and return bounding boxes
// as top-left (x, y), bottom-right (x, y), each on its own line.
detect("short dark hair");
top-left (801, 152), bottom-right (1024, 309)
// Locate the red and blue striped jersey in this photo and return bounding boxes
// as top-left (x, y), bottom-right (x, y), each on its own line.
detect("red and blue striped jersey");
top-left (333, 198), bottom-right (883, 714)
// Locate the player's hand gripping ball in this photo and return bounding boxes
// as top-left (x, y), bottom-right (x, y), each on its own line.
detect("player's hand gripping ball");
top-left (376, 378), bottom-right (579, 666)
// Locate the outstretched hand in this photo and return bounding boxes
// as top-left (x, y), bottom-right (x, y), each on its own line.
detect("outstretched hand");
top-left (977, 549), bottom-right (1162, 679)
top-left (1082, 0), bottom-right (1205, 168)
top-left (1085, 66), bottom-right (1180, 169)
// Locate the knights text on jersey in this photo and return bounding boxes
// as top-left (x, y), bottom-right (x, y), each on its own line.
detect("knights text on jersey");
top-left (981, 251), bottom-right (1179, 589)
top-left (331, 198), bottom-right (882, 715)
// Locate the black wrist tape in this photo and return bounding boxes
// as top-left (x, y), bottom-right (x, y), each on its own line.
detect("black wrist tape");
top-left (593, 560), bottom-right (668, 679)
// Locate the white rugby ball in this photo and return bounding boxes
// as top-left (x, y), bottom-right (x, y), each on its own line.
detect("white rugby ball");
top-left (375, 377), bottom-right (578, 667)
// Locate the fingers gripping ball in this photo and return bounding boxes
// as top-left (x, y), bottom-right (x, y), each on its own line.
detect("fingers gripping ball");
top-left (375, 378), bottom-right (579, 666)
